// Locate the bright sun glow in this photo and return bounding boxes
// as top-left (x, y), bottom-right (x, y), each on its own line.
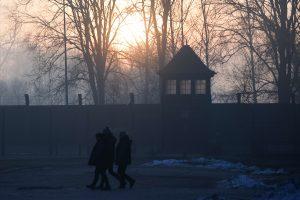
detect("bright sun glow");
top-left (117, 14), bottom-right (146, 48)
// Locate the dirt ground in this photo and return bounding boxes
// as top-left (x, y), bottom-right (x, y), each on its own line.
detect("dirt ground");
top-left (0, 157), bottom-right (298, 200)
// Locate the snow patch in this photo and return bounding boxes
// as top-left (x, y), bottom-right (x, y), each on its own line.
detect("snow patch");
top-left (253, 168), bottom-right (286, 175)
top-left (218, 174), bottom-right (265, 189)
top-left (143, 157), bottom-right (286, 175)
top-left (148, 159), bottom-right (186, 167)
top-left (192, 158), bottom-right (248, 171)
top-left (256, 182), bottom-right (300, 200)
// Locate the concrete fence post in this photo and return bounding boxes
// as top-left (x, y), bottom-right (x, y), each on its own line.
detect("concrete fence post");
top-left (78, 94), bottom-right (82, 105)
top-left (129, 93), bottom-right (135, 105)
top-left (25, 94), bottom-right (30, 106)
top-left (236, 93), bottom-right (242, 104)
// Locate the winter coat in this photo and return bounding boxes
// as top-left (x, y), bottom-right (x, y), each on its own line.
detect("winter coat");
top-left (104, 133), bottom-right (117, 165)
top-left (116, 135), bottom-right (132, 166)
top-left (88, 140), bottom-right (106, 168)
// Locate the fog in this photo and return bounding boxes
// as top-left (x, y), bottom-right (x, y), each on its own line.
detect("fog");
top-left (0, 0), bottom-right (296, 105)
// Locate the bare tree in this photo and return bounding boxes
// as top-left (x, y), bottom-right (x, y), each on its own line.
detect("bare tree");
top-left (151, 0), bottom-right (172, 70)
top-left (223, 0), bottom-right (262, 103)
top-left (192, 0), bottom-right (234, 70)
top-left (131, 0), bottom-right (156, 103)
top-left (244, 0), bottom-right (257, 103)
top-left (122, 41), bottom-right (160, 103)
top-left (18, 0), bottom-right (129, 104)
top-left (168, 0), bottom-right (194, 54)
top-left (68, 0), bottom-right (129, 104)
top-left (226, 0), bottom-right (300, 103)
top-left (0, 10), bottom-right (21, 76)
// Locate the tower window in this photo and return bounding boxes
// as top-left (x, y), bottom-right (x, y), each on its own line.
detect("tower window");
top-left (180, 80), bottom-right (191, 95)
top-left (195, 80), bottom-right (206, 94)
top-left (166, 80), bottom-right (177, 95)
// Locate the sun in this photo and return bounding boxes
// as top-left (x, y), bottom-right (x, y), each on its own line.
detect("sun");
top-left (117, 14), bottom-right (146, 48)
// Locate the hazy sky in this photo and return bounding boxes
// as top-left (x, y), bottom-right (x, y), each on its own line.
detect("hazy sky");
top-left (0, 0), bottom-right (232, 95)
top-left (0, 0), bottom-right (146, 44)
top-left (0, 0), bottom-right (13, 30)
top-left (0, 0), bottom-right (146, 81)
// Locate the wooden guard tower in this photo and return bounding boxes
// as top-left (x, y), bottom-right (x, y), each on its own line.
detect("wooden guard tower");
top-left (159, 45), bottom-right (216, 107)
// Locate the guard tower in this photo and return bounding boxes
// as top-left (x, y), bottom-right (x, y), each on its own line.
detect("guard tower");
top-left (159, 45), bottom-right (216, 107)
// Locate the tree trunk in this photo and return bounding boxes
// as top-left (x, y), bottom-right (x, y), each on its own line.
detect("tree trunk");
top-left (142, 0), bottom-right (151, 104)
top-left (95, 56), bottom-right (106, 105)
top-left (200, 0), bottom-right (210, 68)
top-left (277, 1), bottom-right (290, 104)
top-left (245, 0), bottom-right (257, 103)
top-left (278, 73), bottom-right (290, 103)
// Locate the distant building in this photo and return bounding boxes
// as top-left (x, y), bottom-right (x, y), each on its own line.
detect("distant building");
top-left (159, 45), bottom-right (216, 106)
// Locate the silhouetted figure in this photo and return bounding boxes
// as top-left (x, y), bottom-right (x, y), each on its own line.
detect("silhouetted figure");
top-left (116, 132), bottom-right (135, 189)
top-left (103, 127), bottom-right (121, 184)
top-left (87, 133), bottom-right (111, 190)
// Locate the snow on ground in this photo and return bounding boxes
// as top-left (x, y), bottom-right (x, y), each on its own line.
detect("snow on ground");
top-left (253, 168), bottom-right (286, 175)
top-left (144, 157), bottom-right (294, 198)
top-left (256, 182), bottom-right (300, 200)
top-left (218, 174), bottom-right (266, 189)
top-left (145, 159), bottom-right (186, 167)
top-left (143, 157), bottom-right (286, 175)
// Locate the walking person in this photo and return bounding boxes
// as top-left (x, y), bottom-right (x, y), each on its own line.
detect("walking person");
top-left (116, 131), bottom-right (135, 189)
top-left (86, 132), bottom-right (111, 190)
top-left (103, 127), bottom-right (121, 183)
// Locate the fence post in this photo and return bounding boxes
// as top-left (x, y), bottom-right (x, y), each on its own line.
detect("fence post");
top-left (25, 94), bottom-right (30, 106)
top-left (129, 93), bottom-right (135, 105)
top-left (78, 94), bottom-right (82, 105)
top-left (236, 93), bottom-right (242, 104)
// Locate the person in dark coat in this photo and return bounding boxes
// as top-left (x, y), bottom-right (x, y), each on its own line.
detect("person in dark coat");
top-left (87, 133), bottom-right (111, 190)
top-left (103, 127), bottom-right (120, 184)
top-left (116, 131), bottom-right (135, 189)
